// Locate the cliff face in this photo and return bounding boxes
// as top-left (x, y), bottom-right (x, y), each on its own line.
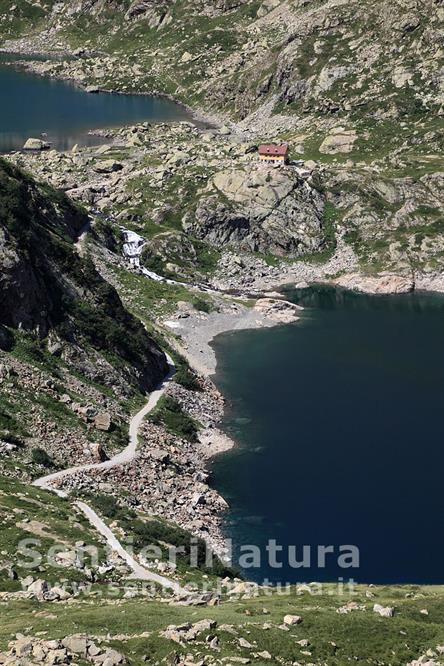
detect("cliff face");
top-left (0, 159), bottom-right (168, 392)
top-left (0, 161), bottom-right (87, 335)
top-left (186, 166), bottom-right (325, 256)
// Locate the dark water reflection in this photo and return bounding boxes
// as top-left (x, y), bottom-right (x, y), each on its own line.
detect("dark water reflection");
top-left (0, 53), bottom-right (192, 152)
top-left (211, 286), bottom-right (444, 584)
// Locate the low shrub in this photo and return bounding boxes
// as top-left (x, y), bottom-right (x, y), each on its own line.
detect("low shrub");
top-left (151, 396), bottom-right (199, 442)
top-left (121, 517), bottom-right (237, 577)
top-left (31, 447), bottom-right (54, 468)
top-left (86, 493), bottom-right (136, 522)
top-left (174, 364), bottom-right (201, 392)
top-left (192, 297), bottom-right (214, 314)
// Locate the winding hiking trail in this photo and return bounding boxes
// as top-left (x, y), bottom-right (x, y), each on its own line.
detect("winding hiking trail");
top-left (33, 356), bottom-right (186, 595)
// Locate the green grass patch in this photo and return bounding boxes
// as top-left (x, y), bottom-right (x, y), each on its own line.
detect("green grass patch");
top-left (150, 395), bottom-right (199, 442)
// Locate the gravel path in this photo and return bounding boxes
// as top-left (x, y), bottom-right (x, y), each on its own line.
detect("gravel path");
top-left (33, 358), bottom-right (175, 489)
top-left (75, 500), bottom-right (183, 592)
top-left (33, 356), bottom-right (187, 593)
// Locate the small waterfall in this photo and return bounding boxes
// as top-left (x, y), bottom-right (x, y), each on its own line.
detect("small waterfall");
top-left (122, 229), bottom-right (145, 268)
top-left (121, 227), bottom-right (179, 285)
top-left (120, 227), bottom-right (218, 292)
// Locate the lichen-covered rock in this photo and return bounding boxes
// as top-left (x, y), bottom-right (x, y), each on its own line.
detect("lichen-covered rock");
top-left (373, 603), bottom-right (395, 617)
top-left (162, 619), bottom-right (217, 643)
top-left (1, 635), bottom-right (125, 666)
top-left (93, 159), bottom-right (123, 174)
top-left (283, 614), bottom-right (302, 625)
top-left (319, 129), bottom-right (358, 154)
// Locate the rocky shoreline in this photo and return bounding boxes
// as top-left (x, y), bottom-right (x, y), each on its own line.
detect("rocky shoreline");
top-left (32, 296), bottom-right (302, 559)
top-left (2, 4), bottom-right (444, 659)
top-left (52, 374), bottom-right (233, 557)
top-left (164, 296), bottom-right (302, 377)
top-left (210, 244), bottom-right (444, 297)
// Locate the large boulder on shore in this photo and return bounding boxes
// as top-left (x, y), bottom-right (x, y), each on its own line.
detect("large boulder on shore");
top-left (184, 166), bottom-right (325, 257)
top-left (23, 138), bottom-right (51, 151)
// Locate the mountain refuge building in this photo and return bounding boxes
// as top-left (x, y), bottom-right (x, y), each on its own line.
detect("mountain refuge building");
top-left (258, 143), bottom-right (289, 164)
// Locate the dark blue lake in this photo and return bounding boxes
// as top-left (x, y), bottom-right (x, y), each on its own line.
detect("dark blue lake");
top-left (0, 54), bottom-right (191, 151)
top-left (211, 286), bottom-right (444, 585)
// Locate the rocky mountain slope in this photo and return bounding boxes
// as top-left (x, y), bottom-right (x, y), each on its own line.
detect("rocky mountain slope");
top-left (1, 0), bottom-right (442, 126)
top-left (0, 156), bottom-right (244, 567)
top-left (8, 117), bottom-right (444, 292)
top-left (0, 5), bottom-right (444, 658)
top-left (0, 159), bottom-right (168, 475)
top-left (0, 161), bottom-right (88, 336)
top-left (0, 0), bottom-right (442, 285)
top-left (0, 158), bottom-right (167, 388)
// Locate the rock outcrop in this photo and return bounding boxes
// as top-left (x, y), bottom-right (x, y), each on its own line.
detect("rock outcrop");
top-left (0, 635), bottom-right (125, 666)
top-left (319, 129), bottom-right (359, 154)
top-left (186, 166), bottom-right (325, 256)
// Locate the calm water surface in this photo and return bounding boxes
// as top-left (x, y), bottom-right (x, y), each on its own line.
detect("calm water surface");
top-left (0, 54), bottom-right (191, 151)
top-left (211, 286), bottom-right (444, 584)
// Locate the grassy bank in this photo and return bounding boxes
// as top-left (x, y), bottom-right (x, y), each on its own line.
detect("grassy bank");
top-left (1, 584), bottom-right (444, 664)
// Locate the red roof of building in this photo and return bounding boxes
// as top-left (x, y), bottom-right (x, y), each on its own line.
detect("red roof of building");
top-left (258, 143), bottom-right (289, 156)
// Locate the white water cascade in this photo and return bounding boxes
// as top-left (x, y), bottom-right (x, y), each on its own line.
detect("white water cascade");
top-left (121, 228), bottom-right (181, 284)
top-left (121, 227), bottom-right (219, 294)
